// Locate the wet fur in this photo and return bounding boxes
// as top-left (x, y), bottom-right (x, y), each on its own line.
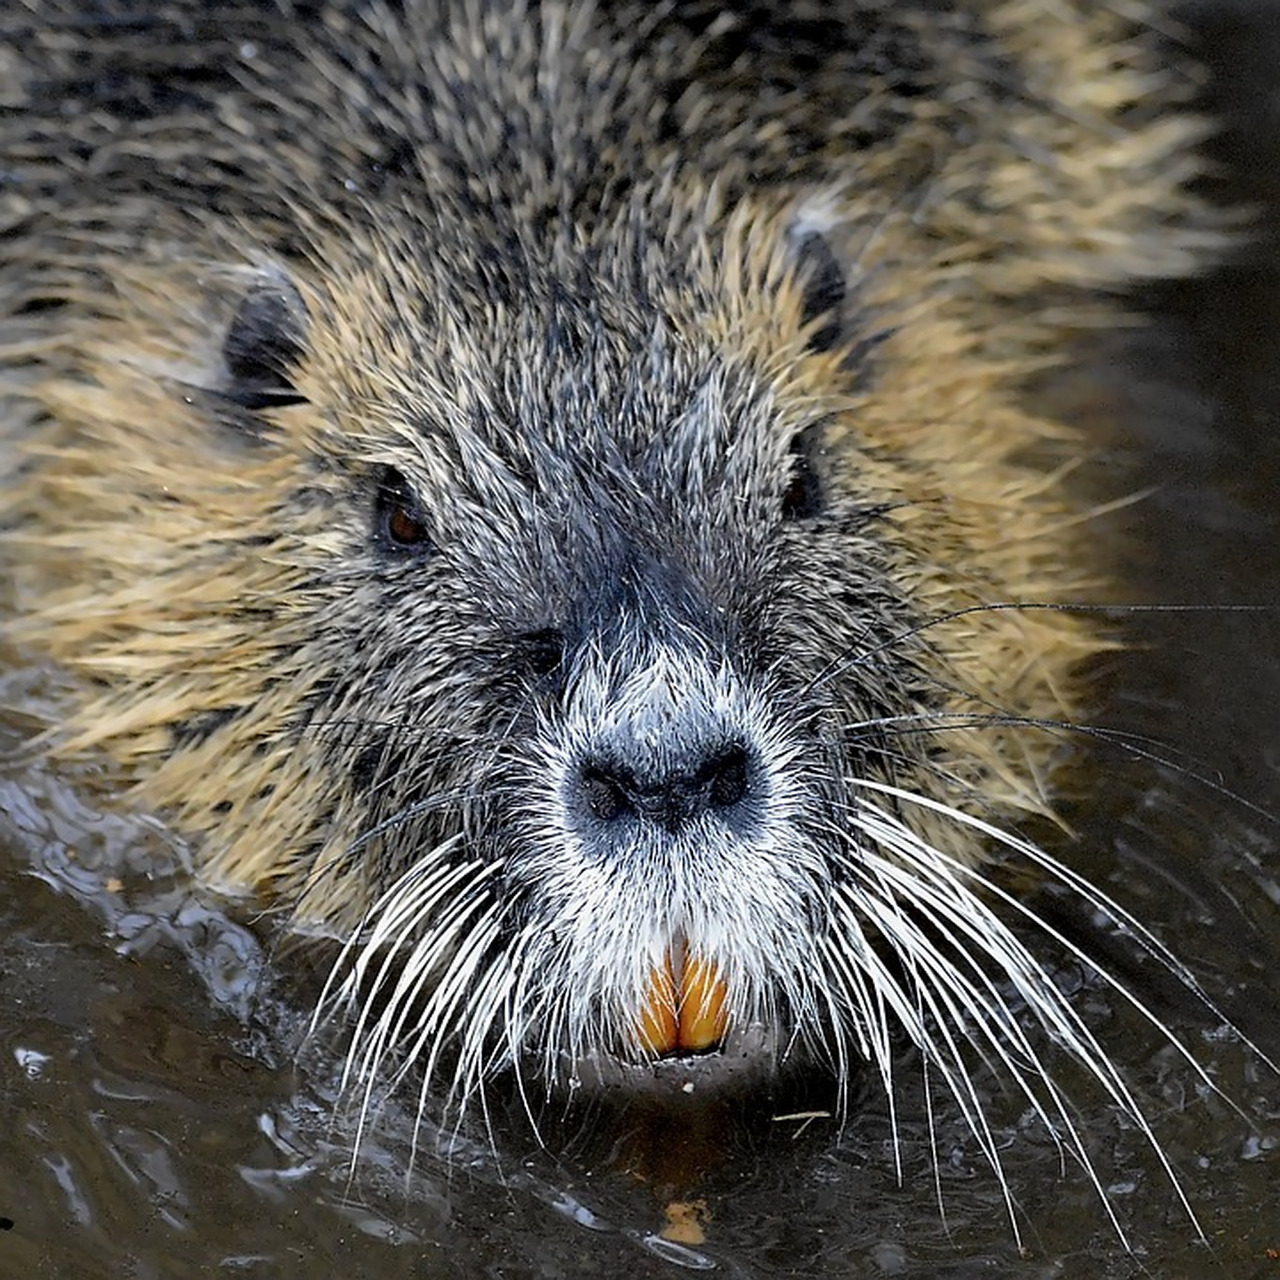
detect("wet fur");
top-left (0, 0), bottom-right (1227, 1240)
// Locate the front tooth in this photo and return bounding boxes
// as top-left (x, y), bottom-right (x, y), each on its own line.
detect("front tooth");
top-left (634, 946), bottom-right (730, 1056)
top-left (637, 952), bottom-right (679, 1055)
top-left (678, 955), bottom-right (729, 1051)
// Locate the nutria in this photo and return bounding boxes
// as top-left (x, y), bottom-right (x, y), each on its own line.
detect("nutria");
top-left (0, 0), bottom-right (1229, 1234)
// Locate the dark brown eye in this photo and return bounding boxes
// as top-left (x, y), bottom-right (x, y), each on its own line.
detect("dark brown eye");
top-left (519, 627), bottom-right (566, 676)
top-left (375, 467), bottom-right (434, 554)
top-left (387, 504), bottom-right (428, 546)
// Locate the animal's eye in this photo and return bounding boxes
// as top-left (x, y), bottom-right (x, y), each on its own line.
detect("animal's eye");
top-left (519, 628), bottom-right (566, 676)
top-left (781, 423), bottom-right (824, 522)
top-left (375, 467), bottom-right (434, 554)
top-left (387, 505), bottom-right (429, 546)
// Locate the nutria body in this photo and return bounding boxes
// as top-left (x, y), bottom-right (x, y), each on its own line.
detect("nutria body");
top-left (0, 0), bottom-right (1225, 1226)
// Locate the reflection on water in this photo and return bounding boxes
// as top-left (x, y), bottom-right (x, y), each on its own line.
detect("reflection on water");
top-left (3, 5), bottom-right (1280, 1278)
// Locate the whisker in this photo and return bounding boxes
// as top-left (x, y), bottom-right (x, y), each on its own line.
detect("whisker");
top-left (808, 599), bottom-right (1277, 698)
top-left (840, 697), bottom-right (1280, 835)
top-left (832, 778), bottom-right (1279, 1234)
top-left (825, 810), bottom-right (1139, 1241)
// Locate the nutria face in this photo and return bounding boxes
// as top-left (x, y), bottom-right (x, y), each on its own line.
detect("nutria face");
top-left (0, 197), bottom-right (1130, 1148)
top-left (1, 0), bottom-right (1230, 1227)
top-left (162, 222), bottom-right (1104, 1129)
top-left (288, 241), bottom-right (928, 1093)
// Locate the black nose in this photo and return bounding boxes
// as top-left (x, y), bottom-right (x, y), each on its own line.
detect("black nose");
top-left (575, 742), bottom-right (752, 834)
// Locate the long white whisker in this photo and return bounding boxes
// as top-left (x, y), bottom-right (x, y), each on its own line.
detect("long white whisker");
top-left (841, 779), bottom-right (1224, 1236)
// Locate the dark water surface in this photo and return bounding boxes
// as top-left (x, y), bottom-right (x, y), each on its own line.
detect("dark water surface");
top-left (3, 6), bottom-right (1280, 1279)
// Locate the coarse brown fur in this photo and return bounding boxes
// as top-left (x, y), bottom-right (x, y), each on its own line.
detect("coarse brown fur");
top-left (0, 0), bottom-right (1228, 1207)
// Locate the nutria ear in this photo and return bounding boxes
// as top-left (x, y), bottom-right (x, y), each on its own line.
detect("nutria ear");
top-left (790, 228), bottom-right (846, 355)
top-left (780, 420), bottom-right (826, 522)
top-left (220, 272), bottom-right (310, 410)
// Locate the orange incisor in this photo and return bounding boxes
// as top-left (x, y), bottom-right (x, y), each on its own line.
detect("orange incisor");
top-left (637, 943), bottom-right (729, 1056)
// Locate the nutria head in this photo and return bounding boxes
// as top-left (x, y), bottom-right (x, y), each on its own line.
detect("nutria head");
top-left (0, 0), bottom-right (1225, 1229)
top-left (4, 192), bottom-right (1102, 1109)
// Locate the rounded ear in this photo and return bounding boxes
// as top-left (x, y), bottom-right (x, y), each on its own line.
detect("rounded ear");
top-left (220, 270), bottom-right (310, 410)
top-left (789, 226), bottom-right (846, 355)
top-left (780, 420), bottom-right (827, 522)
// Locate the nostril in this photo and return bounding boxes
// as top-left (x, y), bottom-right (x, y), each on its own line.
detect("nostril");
top-left (573, 743), bottom-right (754, 837)
top-left (579, 761), bottom-right (630, 822)
top-left (704, 743), bottom-right (749, 811)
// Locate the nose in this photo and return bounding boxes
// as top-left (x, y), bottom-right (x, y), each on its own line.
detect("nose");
top-left (574, 741), bottom-right (752, 835)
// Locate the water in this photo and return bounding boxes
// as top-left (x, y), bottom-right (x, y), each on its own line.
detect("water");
top-left (2, 5), bottom-right (1280, 1277)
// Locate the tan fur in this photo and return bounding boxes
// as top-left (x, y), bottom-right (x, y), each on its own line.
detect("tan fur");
top-left (1, 0), bottom-right (1212, 941)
